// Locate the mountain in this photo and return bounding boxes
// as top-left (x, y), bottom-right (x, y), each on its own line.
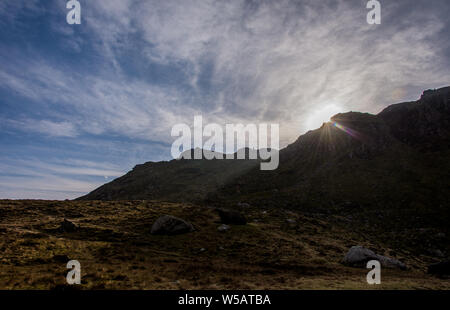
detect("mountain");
top-left (80, 86), bottom-right (450, 209)
top-left (218, 86), bottom-right (450, 207)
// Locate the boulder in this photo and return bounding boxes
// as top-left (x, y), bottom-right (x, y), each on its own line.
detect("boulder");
top-left (150, 215), bottom-right (194, 235)
top-left (216, 208), bottom-right (247, 225)
top-left (428, 260), bottom-right (450, 276)
top-left (343, 246), bottom-right (406, 270)
top-left (343, 246), bottom-right (378, 267)
top-left (60, 219), bottom-right (77, 232)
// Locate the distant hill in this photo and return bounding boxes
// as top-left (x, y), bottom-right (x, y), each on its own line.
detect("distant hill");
top-left (77, 150), bottom-right (259, 202)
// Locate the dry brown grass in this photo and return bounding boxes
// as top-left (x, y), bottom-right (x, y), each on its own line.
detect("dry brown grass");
top-left (0, 200), bottom-right (448, 289)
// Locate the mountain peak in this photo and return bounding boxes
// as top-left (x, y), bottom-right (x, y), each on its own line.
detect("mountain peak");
top-left (420, 86), bottom-right (450, 100)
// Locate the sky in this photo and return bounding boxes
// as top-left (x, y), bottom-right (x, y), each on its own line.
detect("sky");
top-left (0, 0), bottom-right (449, 199)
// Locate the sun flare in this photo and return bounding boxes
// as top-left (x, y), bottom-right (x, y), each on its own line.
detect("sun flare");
top-left (305, 103), bottom-right (343, 131)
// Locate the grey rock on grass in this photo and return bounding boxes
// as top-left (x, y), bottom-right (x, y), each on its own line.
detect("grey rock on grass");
top-left (343, 246), bottom-right (406, 270)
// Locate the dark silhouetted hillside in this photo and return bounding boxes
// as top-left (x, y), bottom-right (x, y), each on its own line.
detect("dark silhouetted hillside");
top-left (80, 87), bottom-right (450, 227)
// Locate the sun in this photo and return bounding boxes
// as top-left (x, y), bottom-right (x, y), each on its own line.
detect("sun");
top-left (305, 103), bottom-right (343, 131)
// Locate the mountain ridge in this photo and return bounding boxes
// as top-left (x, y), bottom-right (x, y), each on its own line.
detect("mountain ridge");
top-left (79, 86), bottom-right (450, 209)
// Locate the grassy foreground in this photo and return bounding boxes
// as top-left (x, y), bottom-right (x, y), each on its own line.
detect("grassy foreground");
top-left (0, 200), bottom-right (448, 289)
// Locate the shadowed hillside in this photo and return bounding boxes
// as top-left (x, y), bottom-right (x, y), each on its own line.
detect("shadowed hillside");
top-left (219, 87), bottom-right (450, 209)
top-left (78, 154), bottom-right (259, 202)
top-left (81, 87), bottom-right (450, 211)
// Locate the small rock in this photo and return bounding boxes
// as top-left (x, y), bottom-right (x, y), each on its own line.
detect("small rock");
top-left (60, 219), bottom-right (77, 232)
top-left (150, 215), bottom-right (194, 235)
top-left (216, 208), bottom-right (247, 225)
top-left (285, 219), bottom-right (296, 224)
top-left (237, 202), bottom-right (250, 208)
top-left (428, 249), bottom-right (445, 258)
top-left (428, 260), bottom-right (450, 276)
top-left (217, 224), bottom-right (231, 232)
top-left (199, 248), bottom-right (206, 252)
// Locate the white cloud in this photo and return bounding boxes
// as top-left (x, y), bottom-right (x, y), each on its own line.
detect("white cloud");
top-left (33, 120), bottom-right (79, 137)
top-left (85, 0), bottom-right (450, 145)
top-left (0, 158), bottom-right (125, 199)
top-left (2, 0), bottom-right (450, 149)
top-left (5, 119), bottom-right (79, 138)
top-left (0, 158), bottom-right (124, 178)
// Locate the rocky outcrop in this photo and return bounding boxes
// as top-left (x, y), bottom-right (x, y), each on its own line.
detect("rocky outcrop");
top-left (379, 86), bottom-right (450, 150)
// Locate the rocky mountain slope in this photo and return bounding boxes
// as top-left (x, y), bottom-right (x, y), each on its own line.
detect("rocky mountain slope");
top-left (219, 86), bottom-right (450, 206)
top-left (80, 86), bottom-right (450, 209)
